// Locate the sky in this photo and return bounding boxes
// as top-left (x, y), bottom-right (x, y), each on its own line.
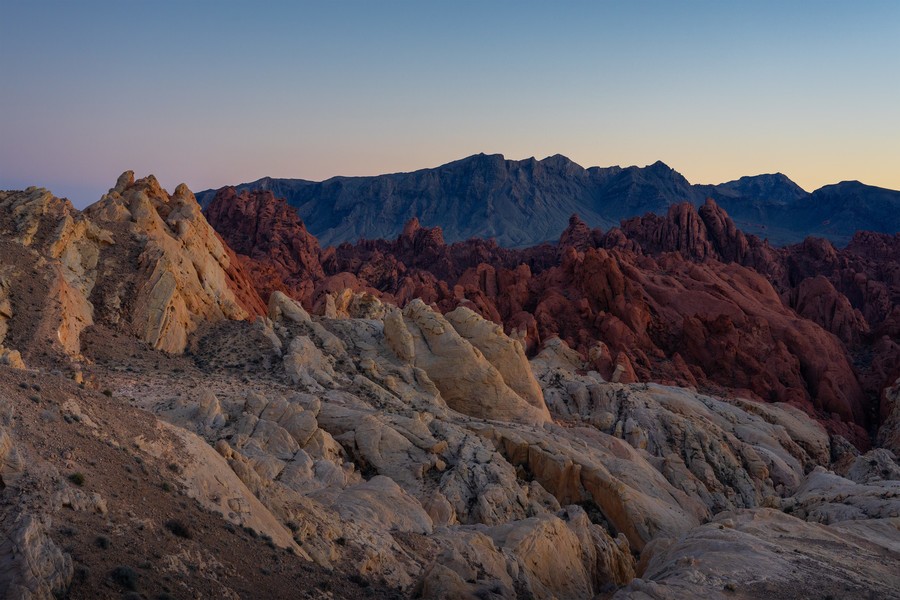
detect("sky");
top-left (1, 0), bottom-right (899, 207)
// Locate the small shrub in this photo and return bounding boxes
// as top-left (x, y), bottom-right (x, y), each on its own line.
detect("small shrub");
top-left (161, 482), bottom-right (172, 492)
top-left (102, 389), bottom-right (113, 397)
top-left (95, 535), bottom-right (110, 549)
top-left (110, 565), bottom-right (139, 591)
top-left (73, 564), bottom-right (90, 584)
top-left (68, 472), bottom-right (85, 486)
top-left (164, 519), bottom-right (191, 539)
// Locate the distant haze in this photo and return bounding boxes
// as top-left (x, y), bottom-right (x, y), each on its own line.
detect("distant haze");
top-left (2, 1), bottom-right (899, 207)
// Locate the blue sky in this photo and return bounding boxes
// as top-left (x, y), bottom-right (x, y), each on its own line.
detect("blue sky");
top-left (1, 0), bottom-right (898, 206)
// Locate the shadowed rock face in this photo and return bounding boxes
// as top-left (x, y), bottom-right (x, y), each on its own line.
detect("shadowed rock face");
top-left (203, 188), bottom-right (897, 447)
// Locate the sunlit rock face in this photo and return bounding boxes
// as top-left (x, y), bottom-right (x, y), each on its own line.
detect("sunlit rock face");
top-left (0, 173), bottom-right (266, 360)
top-left (85, 172), bottom-right (265, 353)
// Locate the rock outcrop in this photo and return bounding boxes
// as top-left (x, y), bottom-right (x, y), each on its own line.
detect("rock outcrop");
top-left (204, 187), bottom-right (324, 303)
top-left (386, 300), bottom-right (551, 425)
top-left (0, 511), bottom-right (73, 600)
top-left (87, 173), bottom-right (265, 352)
top-left (615, 507), bottom-right (900, 600)
top-left (0, 174), bottom-right (265, 363)
top-left (201, 190), bottom-right (897, 446)
top-left (879, 378), bottom-right (900, 454)
top-left (444, 305), bottom-right (548, 416)
top-left (0, 186), bottom-right (108, 360)
top-left (126, 284), bottom-right (899, 598)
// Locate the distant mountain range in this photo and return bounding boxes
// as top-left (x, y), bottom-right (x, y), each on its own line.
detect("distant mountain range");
top-left (196, 154), bottom-right (900, 247)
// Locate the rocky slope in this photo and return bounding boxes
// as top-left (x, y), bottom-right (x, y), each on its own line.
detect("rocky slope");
top-left (196, 153), bottom-right (900, 247)
top-left (81, 287), bottom-right (900, 599)
top-left (1, 177), bottom-right (898, 599)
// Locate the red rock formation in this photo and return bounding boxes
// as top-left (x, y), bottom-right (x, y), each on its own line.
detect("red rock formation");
top-left (620, 203), bottom-right (718, 260)
top-left (558, 214), bottom-right (601, 251)
top-left (204, 188), bottom-right (324, 302)
top-left (788, 276), bottom-right (869, 344)
top-left (218, 238), bottom-right (268, 319)
top-left (605, 201), bottom-right (898, 433)
top-left (204, 191), bottom-right (897, 448)
top-left (772, 232), bottom-right (900, 401)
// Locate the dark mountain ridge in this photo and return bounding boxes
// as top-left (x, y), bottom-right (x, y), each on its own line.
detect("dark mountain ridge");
top-left (196, 154), bottom-right (900, 247)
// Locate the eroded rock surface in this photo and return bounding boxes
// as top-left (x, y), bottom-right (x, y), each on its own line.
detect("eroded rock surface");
top-left (0, 175), bottom-right (265, 362)
top-left (2, 175), bottom-right (897, 599)
top-left (202, 189), bottom-right (898, 447)
top-left (113, 286), bottom-right (899, 599)
top-left (616, 507), bottom-right (899, 600)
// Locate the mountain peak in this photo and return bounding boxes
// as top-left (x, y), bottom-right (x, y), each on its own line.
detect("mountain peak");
top-left (540, 153), bottom-right (576, 165)
top-left (559, 213), bottom-right (595, 250)
top-left (715, 172), bottom-right (808, 202)
top-left (112, 170), bottom-right (135, 194)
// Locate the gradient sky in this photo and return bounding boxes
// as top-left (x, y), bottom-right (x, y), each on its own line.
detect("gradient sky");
top-left (2, 1), bottom-right (899, 207)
